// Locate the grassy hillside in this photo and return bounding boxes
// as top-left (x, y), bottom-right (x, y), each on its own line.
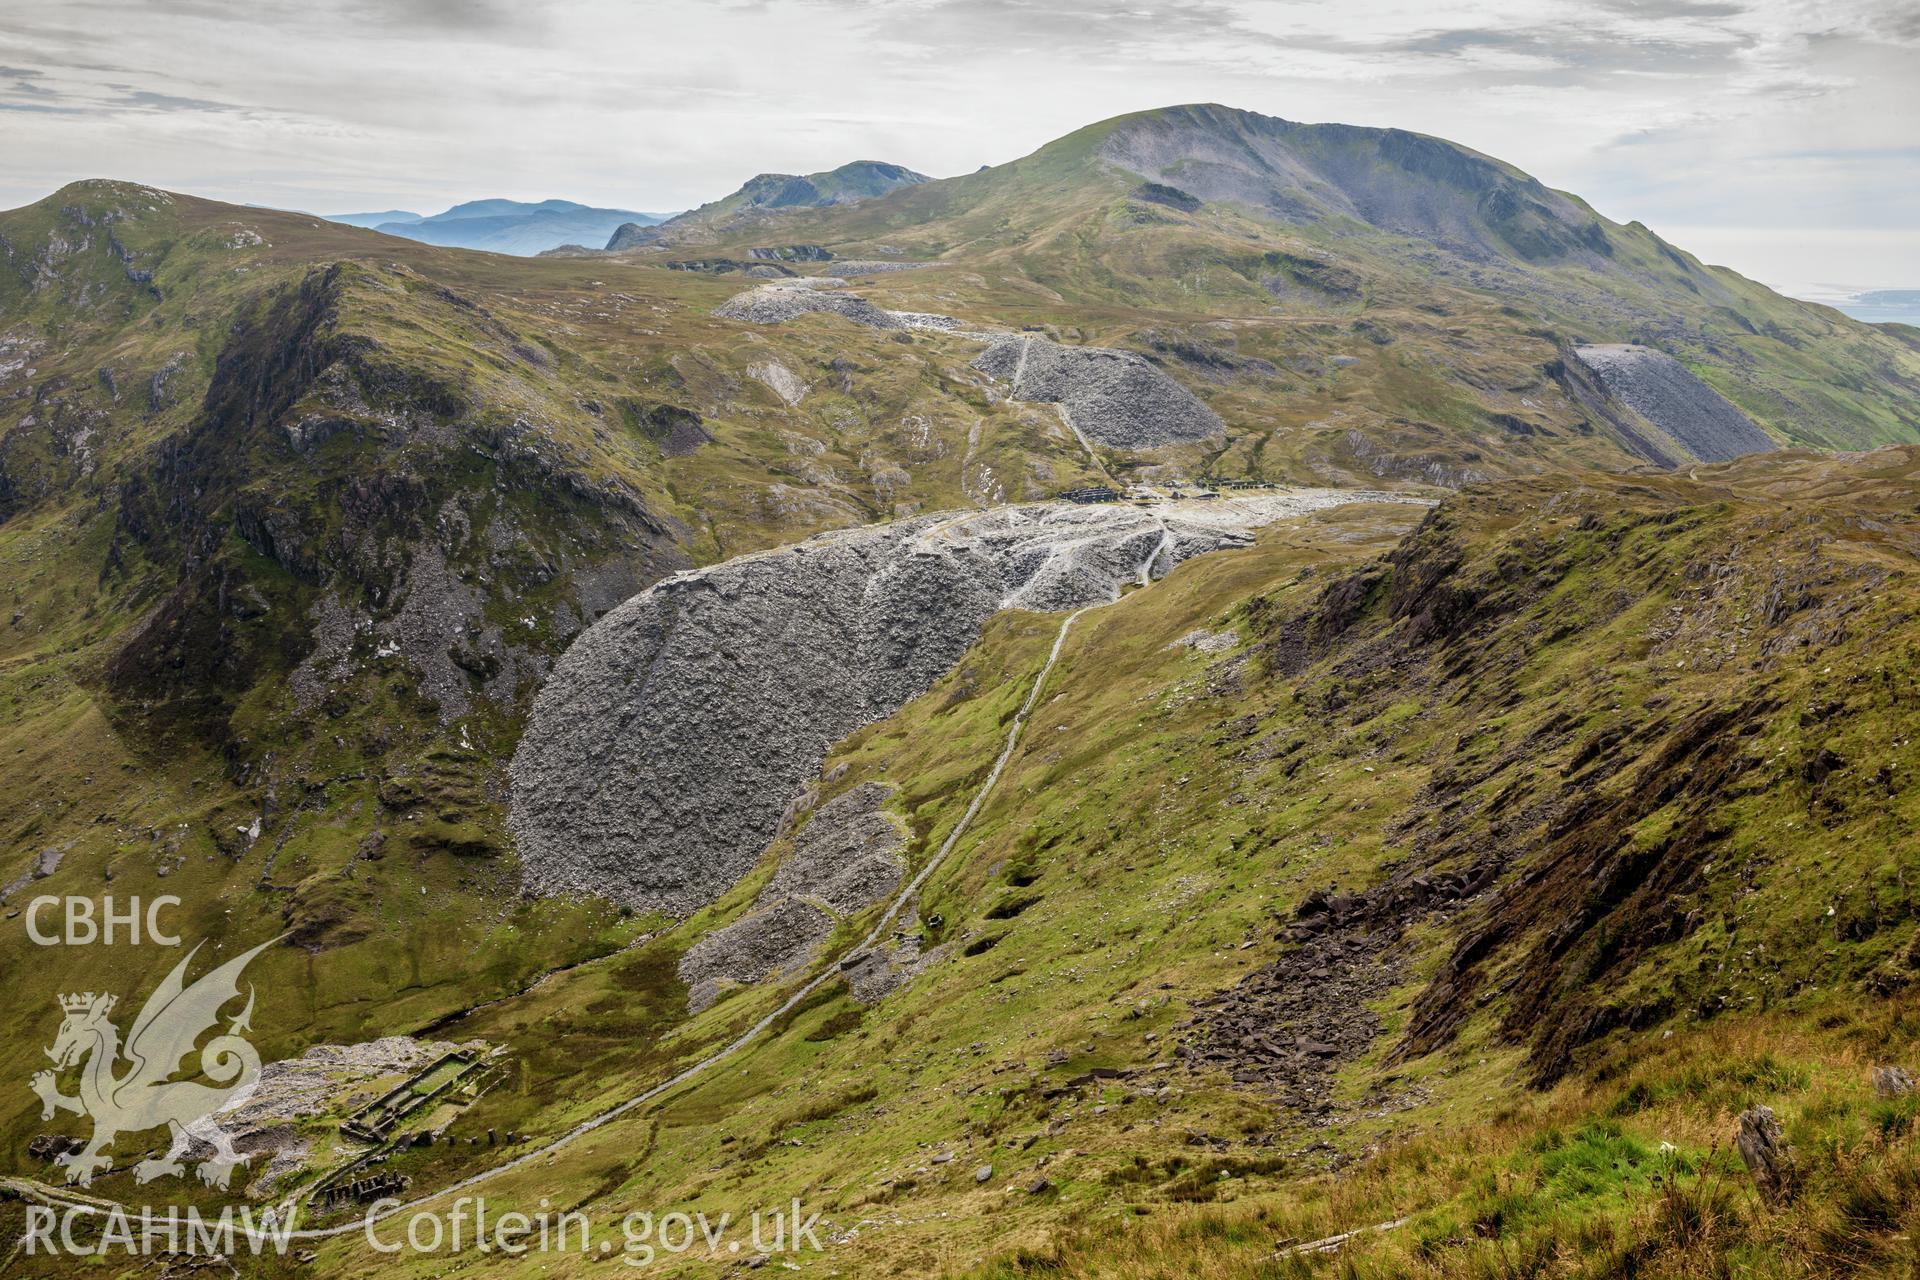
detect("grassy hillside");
top-left (1, 121), bottom-right (1918, 1278)
top-left (614, 105), bottom-right (1920, 462)
top-left (616, 161), bottom-right (933, 247)
top-left (0, 178), bottom-right (1120, 1108)
top-left (167, 446), bottom-right (1918, 1278)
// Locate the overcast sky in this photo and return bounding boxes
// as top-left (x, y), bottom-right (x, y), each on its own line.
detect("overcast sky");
top-left (2, 0), bottom-right (1914, 293)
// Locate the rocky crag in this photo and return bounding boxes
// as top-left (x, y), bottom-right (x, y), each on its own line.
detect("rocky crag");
top-left (510, 494), bottom-right (1405, 915)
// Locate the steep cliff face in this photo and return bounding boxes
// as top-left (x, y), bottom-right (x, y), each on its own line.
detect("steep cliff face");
top-left (101, 260), bottom-right (688, 752)
top-left (509, 492), bottom-right (1409, 914)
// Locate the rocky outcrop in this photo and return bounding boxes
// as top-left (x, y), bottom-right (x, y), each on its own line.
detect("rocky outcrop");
top-left (605, 222), bottom-right (656, 251)
top-left (833, 260), bottom-right (939, 276)
top-left (747, 359), bottom-right (809, 406)
top-left (223, 1035), bottom-right (469, 1194)
top-left (103, 262), bottom-right (686, 750)
top-left (973, 335), bottom-right (1226, 448)
top-left (714, 281), bottom-right (964, 333)
top-left (746, 245), bottom-right (834, 262)
top-left (678, 899), bottom-right (835, 1013)
top-left (657, 258), bottom-right (798, 277)
top-left (766, 781), bottom-right (907, 911)
top-left (1099, 105), bottom-right (1614, 265)
top-left (842, 931), bottom-right (948, 1004)
top-left (1571, 344), bottom-right (1776, 463)
top-left (511, 494), bottom-right (1399, 915)
top-left (1132, 182), bottom-right (1203, 213)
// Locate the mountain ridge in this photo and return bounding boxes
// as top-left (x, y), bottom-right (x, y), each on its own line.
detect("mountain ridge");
top-left (3, 100), bottom-right (1920, 1274)
top-left (628, 103), bottom-right (1920, 455)
top-left (323, 197), bottom-right (670, 255)
top-left (607, 159), bottom-right (930, 248)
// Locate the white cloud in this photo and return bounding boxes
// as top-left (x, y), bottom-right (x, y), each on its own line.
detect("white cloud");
top-left (0, 0), bottom-right (1912, 284)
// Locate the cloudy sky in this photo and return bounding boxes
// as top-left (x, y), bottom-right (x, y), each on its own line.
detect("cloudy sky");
top-left (2, 0), bottom-right (1915, 294)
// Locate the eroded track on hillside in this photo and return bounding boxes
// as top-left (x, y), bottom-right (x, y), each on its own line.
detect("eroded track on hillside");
top-left (14, 491), bottom-right (1430, 1246)
top-left (11, 569), bottom-right (1104, 1245)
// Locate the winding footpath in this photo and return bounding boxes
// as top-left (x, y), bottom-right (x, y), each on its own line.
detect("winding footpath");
top-left (12, 491), bottom-right (1431, 1248)
top-left (9, 598), bottom-right (1103, 1248)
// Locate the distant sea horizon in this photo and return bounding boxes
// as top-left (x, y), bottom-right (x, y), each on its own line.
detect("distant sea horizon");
top-left (1786, 286), bottom-right (1920, 328)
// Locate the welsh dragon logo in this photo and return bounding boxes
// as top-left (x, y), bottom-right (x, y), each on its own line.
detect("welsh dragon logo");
top-left (29, 937), bottom-right (278, 1190)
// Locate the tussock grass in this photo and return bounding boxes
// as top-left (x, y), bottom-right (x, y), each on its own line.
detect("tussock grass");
top-left (944, 1003), bottom-right (1920, 1280)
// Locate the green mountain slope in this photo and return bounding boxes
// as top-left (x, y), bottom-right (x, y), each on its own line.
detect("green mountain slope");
top-left (0, 178), bottom-right (1117, 1082)
top-left (1, 104), bottom-right (1919, 1278)
top-left (606, 160), bottom-right (930, 249)
top-left (630, 105), bottom-right (1920, 459)
top-left (359, 198), bottom-right (667, 255)
top-left (80, 447), bottom-right (1905, 1279)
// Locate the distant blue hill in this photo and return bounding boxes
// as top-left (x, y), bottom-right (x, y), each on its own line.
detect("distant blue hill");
top-left (323, 199), bottom-right (674, 256)
top-left (326, 209), bottom-right (424, 229)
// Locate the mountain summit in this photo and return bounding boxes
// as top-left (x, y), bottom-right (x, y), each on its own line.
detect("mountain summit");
top-left (607, 159), bottom-right (929, 248)
top-left (1094, 103), bottom-right (1615, 263)
top-left (602, 103), bottom-right (1917, 457)
top-left (4, 97), bottom-right (1920, 1275)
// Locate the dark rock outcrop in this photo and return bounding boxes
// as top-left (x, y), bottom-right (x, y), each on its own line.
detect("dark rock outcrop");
top-left (1132, 182), bottom-right (1203, 212)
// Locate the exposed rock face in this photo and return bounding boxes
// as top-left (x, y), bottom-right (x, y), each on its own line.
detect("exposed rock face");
top-left (0, 843), bottom-right (68, 905)
top-left (747, 359), bottom-right (809, 406)
top-left (764, 782), bottom-right (907, 911)
top-left (1736, 1105), bottom-right (1795, 1203)
top-left (630, 401), bottom-right (712, 456)
top-left (833, 260), bottom-right (939, 276)
top-left (842, 931), bottom-right (948, 1004)
top-left (747, 244), bottom-right (834, 262)
top-left (679, 899), bottom-right (835, 1013)
top-left (1873, 1065), bottom-right (1916, 1098)
top-left (511, 494), bottom-right (1398, 915)
top-left (1100, 105), bottom-right (1614, 264)
top-left (1571, 344), bottom-right (1777, 463)
top-left (1132, 182), bottom-right (1203, 213)
top-left (604, 222), bottom-right (656, 251)
top-left (223, 1035), bottom-right (467, 1195)
top-left (715, 281), bottom-right (964, 333)
top-left (973, 335), bottom-right (1226, 448)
